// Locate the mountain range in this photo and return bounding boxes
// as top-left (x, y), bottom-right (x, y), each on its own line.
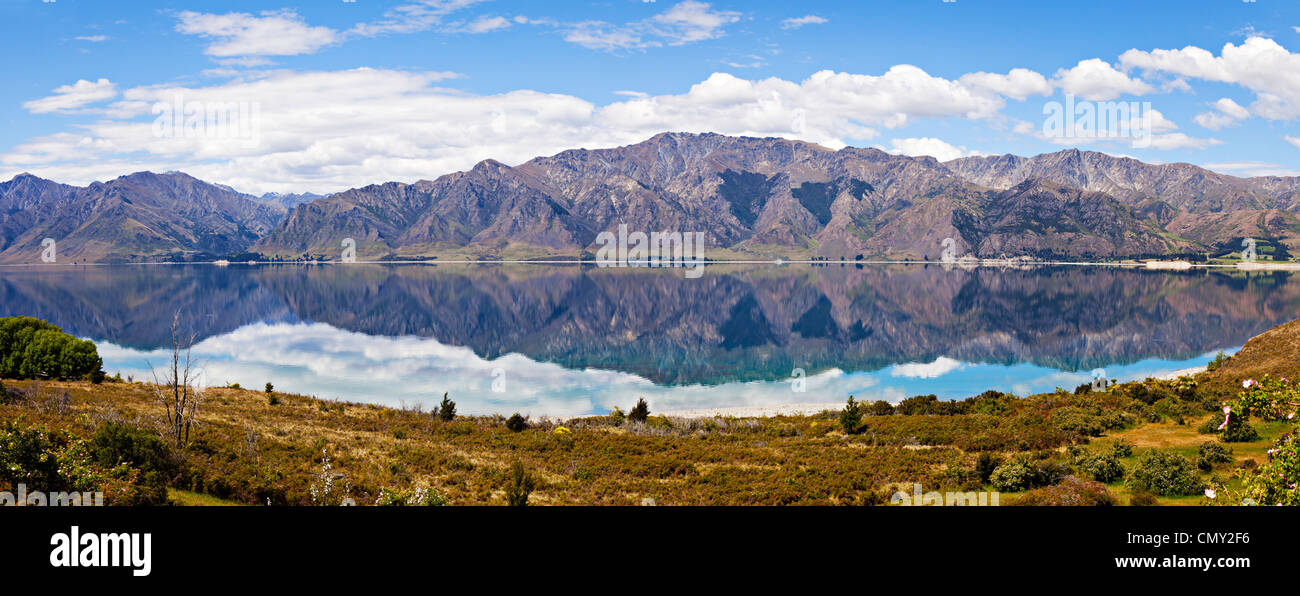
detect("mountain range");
top-left (3, 132), bottom-right (1299, 264)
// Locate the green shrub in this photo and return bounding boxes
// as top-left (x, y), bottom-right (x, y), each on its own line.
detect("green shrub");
top-left (506, 413), bottom-right (528, 433)
top-left (375, 486), bottom-right (447, 506)
top-left (0, 422), bottom-right (98, 493)
top-left (840, 396), bottom-right (863, 434)
top-left (1078, 451), bottom-right (1126, 483)
top-left (1013, 477), bottom-right (1116, 506)
top-left (89, 422), bottom-right (175, 478)
top-left (505, 461), bottom-right (535, 507)
top-left (609, 406), bottom-right (626, 425)
top-left (1128, 489), bottom-right (1160, 506)
top-left (1205, 351), bottom-right (1230, 372)
top-left (1127, 450), bottom-right (1203, 496)
top-left (1109, 439), bottom-right (1134, 458)
top-left (974, 452), bottom-right (1002, 484)
top-left (989, 456), bottom-right (1066, 492)
top-left (1196, 441), bottom-right (1233, 471)
top-left (0, 317), bottom-right (104, 381)
top-left (628, 399), bottom-right (650, 424)
top-left (265, 382), bottom-right (274, 394)
top-left (868, 400), bottom-right (894, 416)
top-left (1220, 412), bottom-right (1260, 443)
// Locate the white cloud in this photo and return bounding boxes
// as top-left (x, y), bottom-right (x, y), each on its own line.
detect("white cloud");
top-left (1202, 161), bottom-right (1300, 177)
top-left (175, 10), bottom-right (339, 57)
top-left (349, 0), bottom-right (491, 36)
top-left (0, 65), bottom-right (1057, 194)
top-left (959, 68), bottom-right (1052, 101)
top-left (890, 357), bottom-right (964, 379)
top-left (562, 1), bottom-right (740, 50)
top-left (1054, 58), bottom-right (1155, 101)
top-left (1193, 97), bottom-right (1251, 130)
top-left (781, 15), bottom-right (828, 30)
top-left (1120, 36), bottom-right (1300, 119)
top-left (97, 321), bottom-right (885, 417)
top-left (22, 78), bottom-right (117, 114)
top-left (1146, 132), bottom-right (1222, 151)
top-left (1287, 136), bottom-right (1300, 150)
top-left (74, 35), bottom-right (109, 42)
top-left (450, 15), bottom-right (512, 34)
top-left (888, 137), bottom-right (987, 162)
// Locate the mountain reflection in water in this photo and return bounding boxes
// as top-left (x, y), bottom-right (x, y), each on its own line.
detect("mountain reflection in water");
top-left (1, 263), bottom-right (1293, 416)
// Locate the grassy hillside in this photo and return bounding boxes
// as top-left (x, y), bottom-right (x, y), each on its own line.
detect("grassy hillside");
top-left (1, 364), bottom-right (1291, 506)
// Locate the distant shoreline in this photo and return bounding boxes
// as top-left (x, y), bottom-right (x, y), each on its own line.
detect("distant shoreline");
top-left (4, 258), bottom-right (1298, 270)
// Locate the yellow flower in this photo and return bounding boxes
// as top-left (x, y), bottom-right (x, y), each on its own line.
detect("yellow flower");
top-left (554, 427), bottom-right (571, 435)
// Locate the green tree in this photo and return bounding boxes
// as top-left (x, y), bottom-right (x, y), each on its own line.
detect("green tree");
top-left (628, 398), bottom-right (650, 424)
top-left (436, 393), bottom-right (456, 422)
top-left (505, 461), bottom-right (535, 507)
top-left (840, 395), bottom-right (863, 434)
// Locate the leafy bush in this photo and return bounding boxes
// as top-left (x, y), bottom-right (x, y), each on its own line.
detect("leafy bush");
top-left (1205, 351), bottom-right (1230, 372)
top-left (506, 413), bottom-right (528, 433)
top-left (628, 399), bottom-right (650, 424)
top-left (1220, 410), bottom-right (1260, 443)
top-left (1109, 439), bottom-right (1134, 458)
top-left (1197, 442), bottom-right (1233, 469)
top-left (1013, 476), bottom-right (1116, 506)
top-left (505, 461), bottom-right (535, 507)
top-left (1128, 489), bottom-right (1160, 506)
top-left (989, 456), bottom-right (1067, 492)
top-left (974, 452), bottom-right (1002, 484)
top-left (375, 486), bottom-right (447, 506)
top-left (840, 396), bottom-right (863, 434)
top-left (0, 422), bottom-right (98, 493)
top-left (609, 406), bottom-right (625, 425)
top-left (89, 422), bottom-right (175, 480)
top-left (0, 317), bottom-right (104, 381)
top-left (868, 400), bottom-right (894, 416)
top-left (1078, 450), bottom-right (1126, 483)
top-left (265, 382), bottom-right (274, 394)
top-left (1127, 450), bottom-right (1203, 496)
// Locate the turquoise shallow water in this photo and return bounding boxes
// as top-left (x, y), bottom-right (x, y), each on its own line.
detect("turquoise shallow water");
top-left (0, 263), bottom-right (1291, 416)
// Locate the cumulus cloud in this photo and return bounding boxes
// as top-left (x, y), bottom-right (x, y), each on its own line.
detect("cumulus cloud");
top-left (22, 78), bottom-right (117, 114)
top-left (1054, 58), bottom-right (1155, 100)
top-left (1120, 36), bottom-right (1300, 119)
top-left (889, 357), bottom-right (964, 379)
top-left (959, 68), bottom-right (1053, 101)
top-left (1193, 98), bottom-right (1251, 130)
top-left (175, 9), bottom-right (340, 57)
top-left (96, 322), bottom-right (887, 417)
top-left (2, 65), bottom-right (1038, 194)
top-left (888, 137), bottom-right (987, 162)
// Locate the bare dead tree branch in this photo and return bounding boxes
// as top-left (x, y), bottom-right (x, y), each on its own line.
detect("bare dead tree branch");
top-left (148, 310), bottom-right (203, 449)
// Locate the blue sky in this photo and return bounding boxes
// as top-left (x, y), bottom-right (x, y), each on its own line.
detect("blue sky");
top-left (3, 0), bottom-right (1300, 194)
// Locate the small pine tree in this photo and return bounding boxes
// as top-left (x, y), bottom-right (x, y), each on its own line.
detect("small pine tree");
top-left (840, 395), bottom-right (863, 434)
top-left (506, 413), bottom-right (527, 433)
top-left (437, 393), bottom-right (456, 422)
top-left (505, 461), bottom-right (535, 507)
top-left (265, 382), bottom-right (274, 394)
top-left (628, 398), bottom-right (650, 423)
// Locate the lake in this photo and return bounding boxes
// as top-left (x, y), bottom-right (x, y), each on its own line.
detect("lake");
top-left (1, 263), bottom-right (1295, 417)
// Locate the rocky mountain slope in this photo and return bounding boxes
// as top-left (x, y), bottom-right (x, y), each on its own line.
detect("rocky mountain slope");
top-left (5, 133), bottom-right (1300, 263)
top-left (255, 133), bottom-right (1220, 261)
top-left (0, 172), bottom-right (284, 263)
